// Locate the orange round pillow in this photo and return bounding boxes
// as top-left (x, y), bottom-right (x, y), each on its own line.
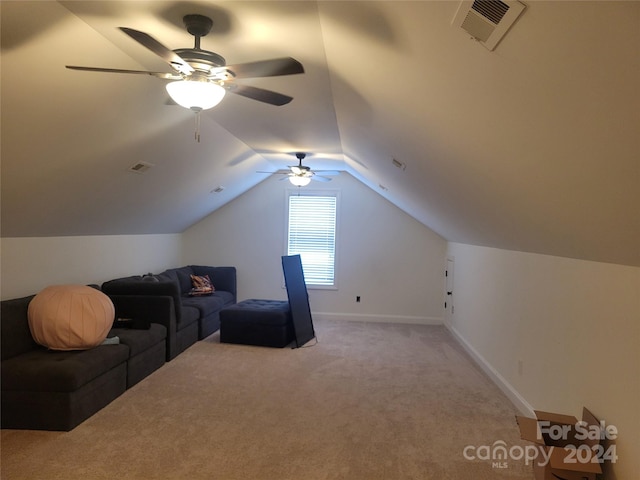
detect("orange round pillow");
top-left (28, 285), bottom-right (114, 351)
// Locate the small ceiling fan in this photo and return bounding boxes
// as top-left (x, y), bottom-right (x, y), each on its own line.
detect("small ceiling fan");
top-left (66, 14), bottom-right (304, 110)
top-left (258, 153), bottom-right (340, 186)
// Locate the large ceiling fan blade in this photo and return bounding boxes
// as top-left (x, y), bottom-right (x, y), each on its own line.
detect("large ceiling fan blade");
top-left (230, 85), bottom-right (293, 106)
top-left (314, 170), bottom-right (341, 176)
top-left (312, 175), bottom-right (333, 182)
top-left (65, 65), bottom-right (180, 79)
top-left (226, 57), bottom-right (304, 79)
top-left (119, 27), bottom-right (194, 75)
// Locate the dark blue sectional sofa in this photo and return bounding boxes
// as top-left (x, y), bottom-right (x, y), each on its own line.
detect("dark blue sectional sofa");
top-left (101, 265), bottom-right (237, 360)
top-left (1, 265), bottom-right (236, 431)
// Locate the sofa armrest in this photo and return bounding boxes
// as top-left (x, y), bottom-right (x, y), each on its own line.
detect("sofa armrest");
top-left (108, 295), bottom-right (177, 361)
top-left (190, 266), bottom-right (237, 303)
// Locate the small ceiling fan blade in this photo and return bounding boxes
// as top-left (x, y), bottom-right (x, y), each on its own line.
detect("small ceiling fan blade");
top-left (66, 65), bottom-right (180, 79)
top-left (230, 85), bottom-right (293, 106)
top-left (226, 57), bottom-right (304, 79)
top-left (256, 170), bottom-right (288, 174)
top-left (119, 27), bottom-right (194, 75)
top-left (312, 175), bottom-right (333, 182)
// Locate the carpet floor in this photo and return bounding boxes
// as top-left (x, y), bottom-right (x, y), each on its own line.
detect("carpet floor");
top-left (1, 319), bottom-right (535, 479)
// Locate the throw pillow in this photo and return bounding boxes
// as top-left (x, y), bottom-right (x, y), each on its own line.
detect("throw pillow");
top-left (189, 274), bottom-right (214, 296)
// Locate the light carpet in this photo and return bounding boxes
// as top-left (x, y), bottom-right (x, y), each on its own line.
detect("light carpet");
top-left (1, 319), bottom-right (535, 479)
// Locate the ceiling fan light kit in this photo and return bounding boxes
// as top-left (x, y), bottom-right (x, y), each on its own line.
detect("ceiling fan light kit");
top-left (289, 176), bottom-right (312, 187)
top-left (257, 152), bottom-right (340, 187)
top-left (165, 79), bottom-right (225, 111)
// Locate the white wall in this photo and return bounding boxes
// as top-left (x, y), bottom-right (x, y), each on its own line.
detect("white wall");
top-left (0, 234), bottom-right (182, 300)
top-left (445, 242), bottom-right (640, 479)
top-left (182, 172), bottom-right (447, 323)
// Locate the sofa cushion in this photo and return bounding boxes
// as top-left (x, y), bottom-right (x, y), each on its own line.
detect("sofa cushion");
top-left (190, 266), bottom-right (236, 301)
top-left (214, 290), bottom-right (235, 306)
top-left (102, 276), bottom-right (175, 296)
top-left (155, 271), bottom-right (176, 287)
top-left (181, 295), bottom-right (224, 317)
top-left (161, 267), bottom-right (194, 295)
top-left (109, 324), bottom-right (166, 357)
top-left (179, 305), bottom-right (200, 327)
top-left (1, 344), bottom-right (129, 392)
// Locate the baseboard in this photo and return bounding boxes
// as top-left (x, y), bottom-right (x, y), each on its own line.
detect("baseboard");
top-left (312, 312), bottom-right (443, 325)
top-left (444, 323), bottom-right (535, 417)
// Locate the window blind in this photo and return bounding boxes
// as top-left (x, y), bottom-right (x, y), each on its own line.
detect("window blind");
top-left (287, 195), bottom-right (337, 286)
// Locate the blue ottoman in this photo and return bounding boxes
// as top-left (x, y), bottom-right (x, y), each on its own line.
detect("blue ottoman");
top-left (219, 299), bottom-right (293, 348)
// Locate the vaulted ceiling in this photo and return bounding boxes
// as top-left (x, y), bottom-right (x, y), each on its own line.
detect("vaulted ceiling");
top-left (2, 1), bottom-right (638, 266)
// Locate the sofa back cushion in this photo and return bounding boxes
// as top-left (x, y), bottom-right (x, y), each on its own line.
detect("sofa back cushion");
top-left (1, 295), bottom-right (38, 361)
top-left (190, 266), bottom-right (237, 302)
top-left (102, 276), bottom-right (178, 298)
top-left (102, 275), bottom-right (184, 324)
top-left (158, 267), bottom-right (194, 295)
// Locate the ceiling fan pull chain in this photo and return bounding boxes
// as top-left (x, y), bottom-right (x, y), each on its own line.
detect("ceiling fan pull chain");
top-left (194, 110), bottom-right (201, 143)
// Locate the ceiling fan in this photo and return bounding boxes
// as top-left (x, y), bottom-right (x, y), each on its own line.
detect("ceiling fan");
top-left (66, 14), bottom-right (304, 111)
top-left (258, 153), bottom-right (340, 187)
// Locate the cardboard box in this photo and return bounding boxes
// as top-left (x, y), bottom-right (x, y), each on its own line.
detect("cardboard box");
top-left (516, 407), bottom-right (603, 480)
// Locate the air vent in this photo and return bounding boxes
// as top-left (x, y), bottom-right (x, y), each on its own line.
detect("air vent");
top-left (392, 158), bottom-right (407, 171)
top-left (472, 0), bottom-right (509, 24)
top-left (128, 162), bottom-right (154, 174)
top-left (452, 0), bottom-right (526, 51)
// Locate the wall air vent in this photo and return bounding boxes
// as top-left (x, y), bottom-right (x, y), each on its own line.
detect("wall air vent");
top-left (452, 0), bottom-right (526, 51)
top-left (128, 162), bottom-right (154, 174)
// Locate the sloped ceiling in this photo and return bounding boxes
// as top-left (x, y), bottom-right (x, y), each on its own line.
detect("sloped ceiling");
top-left (1, 1), bottom-right (638, 266)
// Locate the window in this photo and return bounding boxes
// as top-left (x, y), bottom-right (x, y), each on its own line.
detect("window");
top-left (287, 193), bottom-right (337, 287)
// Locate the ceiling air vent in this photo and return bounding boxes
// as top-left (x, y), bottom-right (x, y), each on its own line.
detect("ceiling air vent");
top-left (392, 158), bottom-right (407, 171)
top-left (452, 0), bottom-right (526, 51)
top-left (128, 162), bottom-right (154, 174)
